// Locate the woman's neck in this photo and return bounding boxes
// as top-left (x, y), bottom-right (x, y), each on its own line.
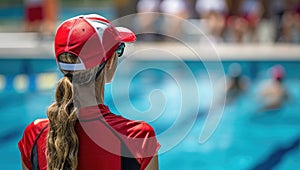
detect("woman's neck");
top-left (74, 83), bottom-right (104, 108)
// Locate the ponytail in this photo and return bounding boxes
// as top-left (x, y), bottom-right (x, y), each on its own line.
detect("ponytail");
top-left (46, 76), bottom-right (79, 170)
top-left (45, 52), bottom-right (109, 169)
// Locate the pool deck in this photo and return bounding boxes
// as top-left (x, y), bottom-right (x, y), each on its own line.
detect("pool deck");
top-left (0, 32), bottom-right (300, 61)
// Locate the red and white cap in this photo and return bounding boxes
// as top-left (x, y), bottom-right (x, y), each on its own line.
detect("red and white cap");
top-left (55, 14), bottom-right (136, 71)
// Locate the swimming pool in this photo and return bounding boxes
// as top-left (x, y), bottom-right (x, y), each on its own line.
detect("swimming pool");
top-left (0, 59), bottom-right (300, 169)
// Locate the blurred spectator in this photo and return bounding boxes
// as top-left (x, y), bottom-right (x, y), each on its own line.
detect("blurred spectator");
top-left (272, 0), bottom-right (286, 42)
top-left (258, 65), bottom-right (288, 111)
top-left (24, 0), bottom-right (58, 37)
top-left (224, 0), bottom-right (242, 42)
top-left (23, 0), bottom-right (44, 33)
top-left (277, 0), bottom-right (300, 43)
top-left (43, 0), bottom-right (58, 36)
top-left (136, 0), bottom-right (161, 41)
top-left (195, 0), bottom-right (228, 42)
top-left (226, 0), bottom-right (263, 42)
top-left (160, 0), bottom-right (190, 40)
top-left (225, 63), bottom-right (248, 103)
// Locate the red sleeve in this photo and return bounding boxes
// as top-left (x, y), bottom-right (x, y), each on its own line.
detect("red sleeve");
top-left (18, 119), bottom-right (49, 169)
top-left (126, 121), bottom-right (161, 170)
top-left (18, 122), bottom-right (36, 169)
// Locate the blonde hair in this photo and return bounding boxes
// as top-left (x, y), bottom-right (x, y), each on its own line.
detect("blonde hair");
top-left (46, 53), bottom-right (107, 169)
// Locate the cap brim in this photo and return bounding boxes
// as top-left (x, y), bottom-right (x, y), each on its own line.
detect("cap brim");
top-left (116, 27), bottom-right (136, 43)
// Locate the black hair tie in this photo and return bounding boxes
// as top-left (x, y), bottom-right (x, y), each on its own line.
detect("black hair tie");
top-left (65, 73), bottom-right (73, 82)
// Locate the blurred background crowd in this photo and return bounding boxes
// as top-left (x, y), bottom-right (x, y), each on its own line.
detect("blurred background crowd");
top-left (136, 0), bottom-right (300, 43)
top-left (0, 0), bottom-right (300, 43)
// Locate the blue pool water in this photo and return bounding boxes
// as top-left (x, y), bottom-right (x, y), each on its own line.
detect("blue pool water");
top-left (0, 59), bottom-right (300, 169)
